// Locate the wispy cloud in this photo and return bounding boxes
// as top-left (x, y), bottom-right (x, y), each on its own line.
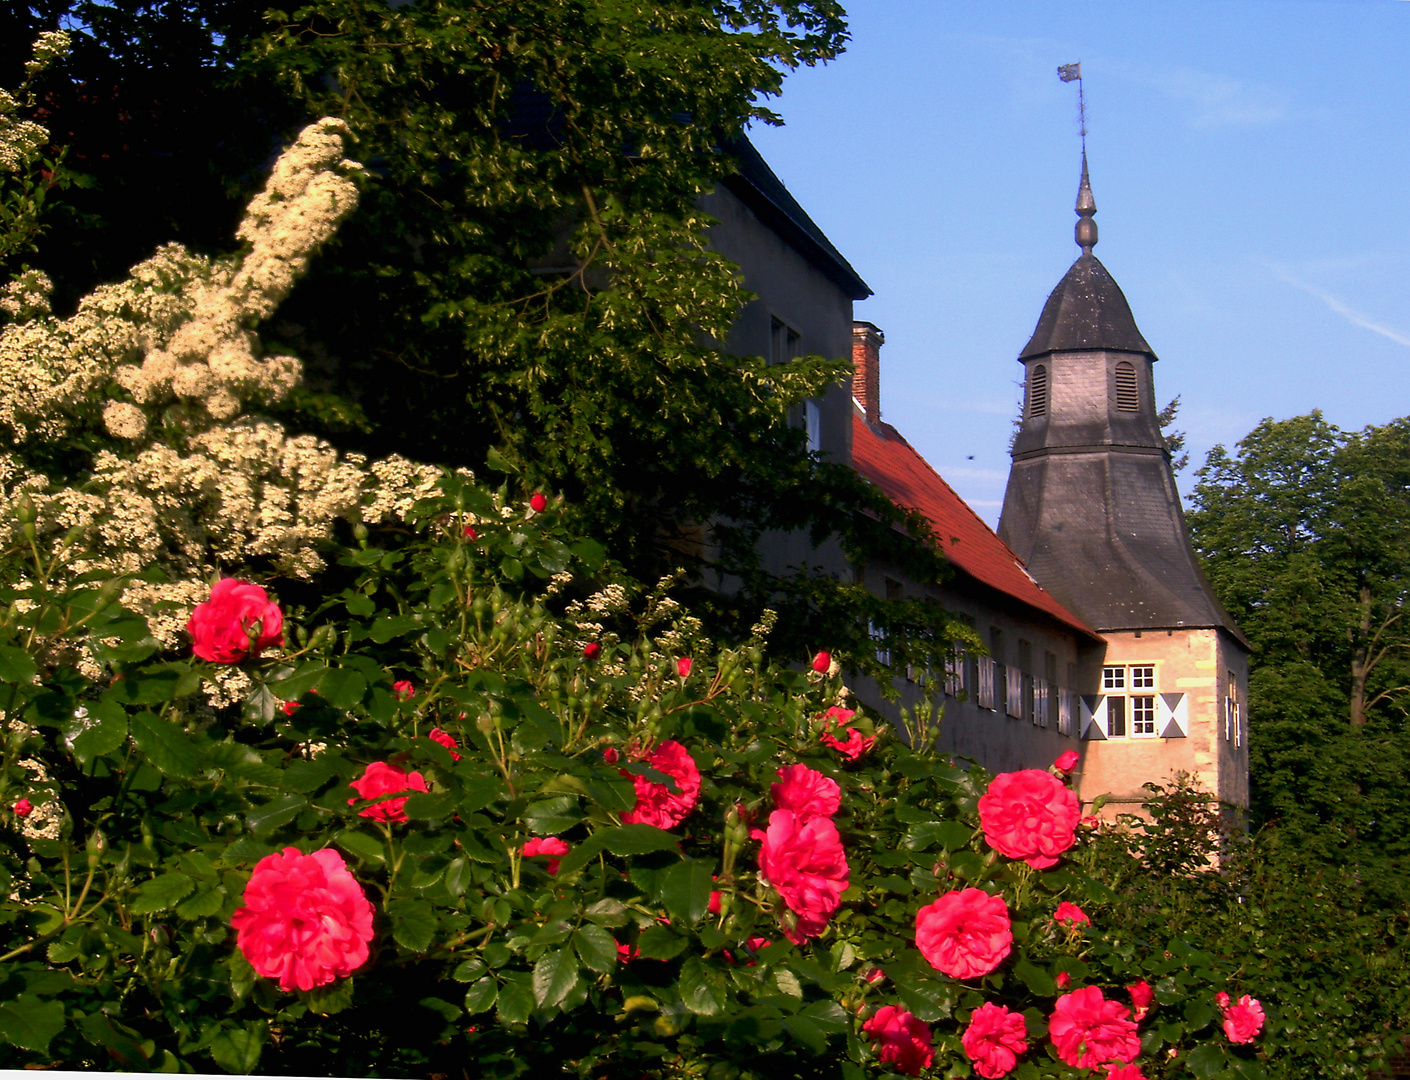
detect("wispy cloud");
top-left (1265, 262), bottom-right (1410, 348)
top-left (1111, 62), bottom-right (1293, 129)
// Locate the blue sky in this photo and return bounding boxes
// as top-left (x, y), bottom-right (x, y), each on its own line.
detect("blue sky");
top-left (748, 0), bottom-right (1410, 522)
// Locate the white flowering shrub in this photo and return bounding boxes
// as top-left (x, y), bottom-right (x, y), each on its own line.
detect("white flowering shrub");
top-left (0, 107), bottom-right (440, 656)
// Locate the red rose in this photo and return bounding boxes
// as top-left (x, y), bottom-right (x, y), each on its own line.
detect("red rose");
top-left (529, 492), bottom-right (548, 513)
top-left (772, 763), bottom-right (841, 823)
top-left (1214, 991), bottom-right (1230, 1007)
top-left (962, 1002), bottom-right (1029, 1079)
top-left (187, 578), bottom-right (283, 663)
top-left (1221, 994), bottom-right (1264, 1044)
top-left (822, 727), bottom-right (875, 761)
top-left (1104, 1066), bottom-right (1149, 1080)
top-left (978, 769), bottom-right (1081, 869)
top-left (392, 679), bottom-right (415, 701)
top-left (230, 847), bottom-right (375, 992)
top-left (862, 1005), bottom-right (934, 1076)
top-left (753, 809), bottom-right (849, 943)
top-left (822, 705), bottom-right (855, 725)
top-left (583, 642), bottom-right (601, 661)
top-left (1053, 749), bottom-right (1080, 774)
top-left (348, 761), bottom-right (429, 823)
top-left (281, 700), bottom-right (300, 716)
top-left (428, 728), bottom-right (461, 760)
top-left (1128, 980), bottom-right (1155, 1021)
top-left (811, 650), bottom-right (832, 673)
top-left (601, 746), bottom-right (619, 764)
top-left (621, 740), bottom-right (700, 830)
top-left (1049, 986), bottom-right (1140, 1070)
top-left (616, 939), bottom-right (638, 963)
top-left (462, 524), bottom-right (477, 540)
top-left (915, 888), bottom-right (1012, 979)
top-left (676, 657), bottom-right (692, 678)
top-left (708, 890), bottom-right (722, 915)
top-left (1054, 901), bottom-right (1090, 927)
top-left (863, 967), bottom-right (887, 985)
top-left (13, 797), bottom-right (32, 818)
top-left (522, 836), bottom-right (570, 875)
top-left (1056, 971), bottom-right (1072, 989)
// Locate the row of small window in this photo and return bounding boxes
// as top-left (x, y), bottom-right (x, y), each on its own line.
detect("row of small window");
top-left (920, 652), bottom-right (1079, 737)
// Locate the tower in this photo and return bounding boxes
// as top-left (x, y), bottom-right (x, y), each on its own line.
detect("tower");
top-left (997, 158), bottom-right (1250, 815)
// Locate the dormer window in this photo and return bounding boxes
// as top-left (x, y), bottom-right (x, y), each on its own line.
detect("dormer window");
top-left (1027, 364), bottom-right (1048, 418)
top-left (1115, 362), bottom-right (1138, 412)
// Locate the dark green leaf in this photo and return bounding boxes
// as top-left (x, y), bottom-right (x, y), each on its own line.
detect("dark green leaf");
top-left (532, 948), bottom-right (580, 1010)
top-left (130, 871), bottom-right (194, 915)
top-left (598, 823), bottom-right (683, 856)
top-left (636, 923), bottom-right (687, 960)
top-left (496, 974), bottom-right (534, 1024)
top-left (129, 710), bottom-right (202, 778)
top-left (573, 925), bottom-right (619, 974)
top-left (318, 667), bottom-right (367, 709)
top-left (246, 794), bottom-right (308, 836)
top-left (0, 995), bottom-right (65, 1053)
top-left (0, 645), bottom-right (37, 683)
top-left (1185, 1044), bottom-right (1230, 1078)
top-left (464, 978), bottom-right (498, 1014)
top-left (69, 701), bottom-right (128, 765)
top-left (660, 858), bottom-right (715, 924)
top-left (209, 1024), bottom-right (266, 1074)
top-left (335, 830), bottom-right (388, 865)
top-left (388, 898), bottom-right (437, 952)
top-left (678, 955), bottom-right (725, 1016)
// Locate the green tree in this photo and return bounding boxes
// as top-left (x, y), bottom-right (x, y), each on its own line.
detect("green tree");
top-left (1188, 412), bottom-right (1410, 898)
top-left (4, 0), bottom-right (963, 681)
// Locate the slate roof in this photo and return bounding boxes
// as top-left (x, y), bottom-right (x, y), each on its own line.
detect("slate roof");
top-left (1019, 253), bottom-right (1154, 360)
top-left (851, 412), bottom-right (1101, 641)
top-left (722, 137), bottom-right (872, 301)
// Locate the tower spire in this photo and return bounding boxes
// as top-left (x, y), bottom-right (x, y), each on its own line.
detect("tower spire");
top-left (1075, 152), bottom-right (1097, 254)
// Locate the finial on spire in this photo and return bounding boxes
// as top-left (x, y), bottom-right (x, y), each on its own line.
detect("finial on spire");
top-left (1059, 63), bottom-right (1096, 254)
top-left (1075, 152), bottom-right (1097, 253)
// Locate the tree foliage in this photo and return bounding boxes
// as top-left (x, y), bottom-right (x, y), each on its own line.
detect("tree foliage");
top-left (2, 0), bottom-right (963, 681)
top-left (1188, 412), bottom-right (1410, 900)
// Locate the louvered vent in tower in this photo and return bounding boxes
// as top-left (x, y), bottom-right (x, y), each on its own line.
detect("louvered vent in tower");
top-left (1115, 362), bottom-right (1139, 412)
top-left (1027, 365), bottom-right (1048, 417)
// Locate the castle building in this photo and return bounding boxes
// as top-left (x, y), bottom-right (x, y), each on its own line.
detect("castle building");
top-left (996, 157), bottom-right (1249, 815)
top-left (710, 139), bottom-right (1249, 816)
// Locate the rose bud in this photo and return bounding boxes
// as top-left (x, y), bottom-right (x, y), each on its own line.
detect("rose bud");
top-left (811, 650), bottom-right (831, 673)
top-left (529, 492), bottom-right (548, 513)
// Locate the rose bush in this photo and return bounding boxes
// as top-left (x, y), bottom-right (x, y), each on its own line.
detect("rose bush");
top-left (0, 475), bottom-right (1289, 1078)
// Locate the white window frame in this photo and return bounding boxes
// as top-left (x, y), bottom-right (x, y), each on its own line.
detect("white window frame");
top-left (805, 400), bottom-right (821, 453)
top-left (977, 658), bottom-right (996, 711)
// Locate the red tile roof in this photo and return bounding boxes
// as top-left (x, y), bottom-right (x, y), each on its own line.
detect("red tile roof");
top-left (851, 412), bottom-right (1100, 640)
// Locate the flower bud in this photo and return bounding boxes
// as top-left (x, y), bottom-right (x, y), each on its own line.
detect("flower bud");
top-left (15, 497), bottom-right (36, 524)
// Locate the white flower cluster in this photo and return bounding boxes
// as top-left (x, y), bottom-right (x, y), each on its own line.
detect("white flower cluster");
top-left (0, 32), bottom-right (69, 174)
top-left (0, 116), bottom-right (439, 654)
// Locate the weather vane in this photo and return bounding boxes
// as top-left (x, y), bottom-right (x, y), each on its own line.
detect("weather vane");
top-left (1057, 62), bottom-right (1085, 159)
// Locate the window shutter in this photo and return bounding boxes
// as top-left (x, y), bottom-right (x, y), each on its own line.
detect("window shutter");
top-left (1115, 362), bottom-right (1139, 412)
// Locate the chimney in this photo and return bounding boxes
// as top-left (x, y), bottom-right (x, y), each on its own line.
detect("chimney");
top-left (852, 321), bottom-right (884, 426)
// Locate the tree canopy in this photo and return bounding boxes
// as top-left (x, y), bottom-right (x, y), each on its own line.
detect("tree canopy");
top-left (1188, 411), bottom-right (1410, 900)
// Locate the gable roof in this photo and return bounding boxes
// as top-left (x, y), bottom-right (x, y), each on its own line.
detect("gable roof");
top-left (722, 137), bottom-right (872, 301)
top-left (851, 412), bottom-right (1101, 641)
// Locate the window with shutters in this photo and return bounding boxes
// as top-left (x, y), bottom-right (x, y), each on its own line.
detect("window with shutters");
top-left (1028, 364), bottom-right (1048, 417)
top-left (1115, 361), bottom-right (1139, 411)
top-left (1101, 664), bottom-right (1159, 737)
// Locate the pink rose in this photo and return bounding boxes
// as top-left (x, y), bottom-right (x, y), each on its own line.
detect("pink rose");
top-left (462, 524), bottom-right (477, 540)
top-left (1221, 994), bottom-right (1264, 1044)
top-left (601, 746), bottom-right (619, 764)
top-left (1128, 980), bottom-right (1155, 1021)
top-left (772, 763), bottom-right (841, 823)
top-left (348, 761), bottom-right (430, 823)
top-left (1053, 749), bottom-right (1080, 774)
top-left (862, 1006), bottom-right (934, 1076)
top-left (583, 642), bottom-right (601, 661)
top-left (822, 705), bottom-right (855, 725)
top-left (1214, 991), bottom-right (1230, 1008)
top-left (616, 939), bottom-right (638, 963)
top-left (13, 797), bottom-right (32, 818)
top-left (753, 809), bottom-right (849, 943)
top-left (915, 888), bottom-right (1013, 979)
top-left (1049, 986), bottom-right (1140, 1070)
top-left (621, 740), bottom-right (701, 830)
top-left (187, 578), bottom-right (283, 663)
top-left (1054, 901), bottom-right (1090, 927)
top-left (529, 492), bottom-right (548, 513)
top-left (708, 890), bottom-right (722, 915)
top-left (676, 657), bottom-right (692, 678)
top-left (281, 700), bottom-right (300, 716)
top-left (978, 769), bottom-right (1081, 869)
top-left (822, 727), bottom-right (875, 761)
top-left (962, 1002), bottom-right (1029, 1079)
top-left (428, 728), bottom-right (461, 760)
top-left (811, 650), bottom-right (832, 673)
top-left (230, 847), bottom-right (375, 991)
top-left (863, 967), bottom-right (887, 985)
top-left (522, 836), bottom-right (570, 875)
top-left (1105, 1066), bottom-right (1149, 1080)
top-left (392, 679), bottom-right (415, 701)
top-left (1056, 971), bottom-right (1072, 989)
